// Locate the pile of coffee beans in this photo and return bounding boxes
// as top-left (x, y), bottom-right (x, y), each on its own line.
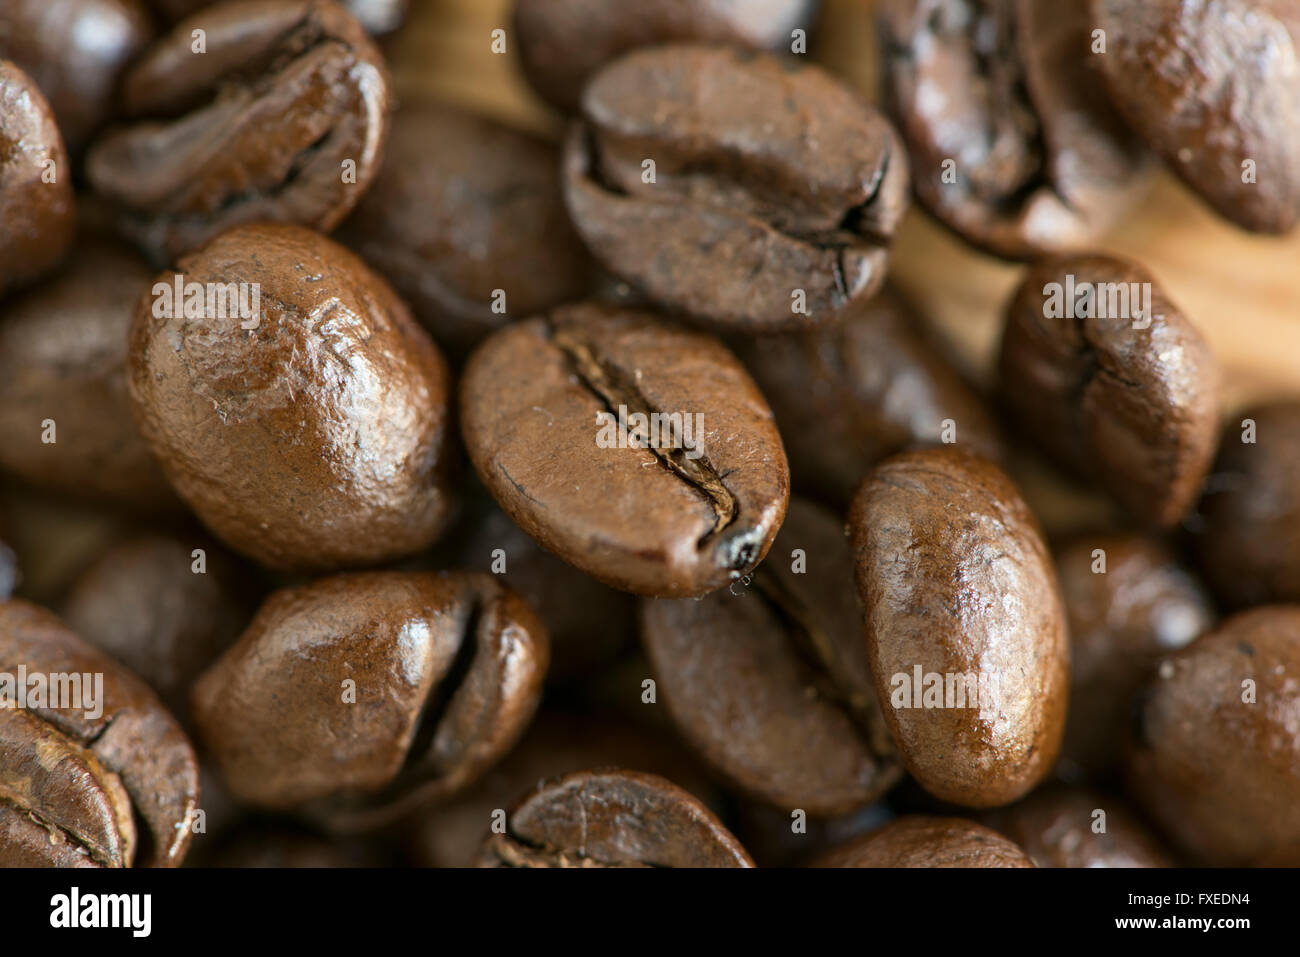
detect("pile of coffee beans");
top-left (2, 0), bottom-right (1299, 869)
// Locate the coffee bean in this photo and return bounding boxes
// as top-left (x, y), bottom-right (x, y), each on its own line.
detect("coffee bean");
top-left (0, 0), bottom-right (154, 152)
top-left (86, 0), bottom-right (391, 263)
top-left (513, 0), bottom-right (820, 112)
top-left (1054, 534), bottom-right (1213, 778)
top-left (849, 447), bottom-right (1068, 807)
top-left (731, 286), bottom-right (1004, 506)
top-left (1093, 0), bottom-right (1300, 233)
top-left (563, 44), bottom-right (909, 332)
top-left (0, 599), bottom-right (200, 867)
top-left (0, 239), bottom-right (177, 508)
top-left (641, 498), bottom-right (901, 815)
top-left (153, 0), bottom-right (406, 35)
top-left (460, 302), bottom-right (789, 598)
top-left (983, 786), bottom-right (1172, 867)
top-left (127, 222), bottom-right (456, 572)
top-left (1196, 401), bottom-right (1300, 608)
top-left (191, 571), bottom-right (549, 831)
top-left (1127, 606), bottom-right (1300, 865)
top-left (729, 800), bottom-right (893, 868)
top-left (815, 816), bottom-right (1035, 867)
top-left (0, 60), bottom-right (75, 299)
top-left (878, 0), bottom-right (1147, 259)
top-left (998, 254), bottom-right (1220, 528)
top-left (476, 769), bottom-right (753, 867)
top-left (339, 101), bottom-right (592, 358)
top-left (60, 533), bottom-right (254, 719)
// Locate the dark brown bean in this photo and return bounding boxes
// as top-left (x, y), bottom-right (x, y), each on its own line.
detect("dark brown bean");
top-left (983, 786), bottom-right (1173, 867)
top-left (815, 816), bottom-right (1035, 867)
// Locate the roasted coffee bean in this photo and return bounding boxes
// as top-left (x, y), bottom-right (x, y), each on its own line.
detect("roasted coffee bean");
top-left (0, 599), bottom-right (200, 867)
top-left (1093, 0), bottom-right (1300, 233)
top-left (431, 491), bottom-right (635, 683)
top-left (152, 0), bottom-right (406, 35)
top-left (0, 60), bottom-right (75, 299)
top-left (412, 711), bottom-right (720, 868)
top-left (513, 0), bottom-right (821, 112)
top-left (460, 302), bottom-right (789, 598)
top-left (60, 533), bottom-right (253, 718)
top-left (1196, 401), bottom-right (1300, 608)
top-left (983, 786), bottom-right (1172, 867)
top-left (563, 45), bottom-right (909, 332)
top-left (340, 101), bottom-right (592, 358)
top-left (0, 0), bottom-right (154, 152)
top-left (0, 240), bottom-right (177, 508)
top-left (86, 0), bottom-right (391, 263)
top-left (476, 769), bottom-right (753, 868)
top-left (731, 286), bottom-right (1003, 506)
top-left (815, 816), bottom-right (1035, 867)
top-left (878, 0), bottom-right (1146, 259)
top-left (1054, 534), bottom-right (1213, 778)
top-left (849, 447), bottom-right (1068, 807)
top-left (641, 498), bottom-right (900, 815)
top-left (1127, 606), bottom-right (1300, 865)
top-left (127, 223), bottom-right (456, 572)
top-left (998, 255), bottom-right (1219, 528)
top-left (192, 571), bottom-right (549, 831)
top-left (730, 800), bottom-right (892, 868)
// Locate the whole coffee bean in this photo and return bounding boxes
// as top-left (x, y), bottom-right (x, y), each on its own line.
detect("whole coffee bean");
top-left (730, 799), bottom-right (893, 868)
top-left (563, 45), bottom-right (909, 332)
top-left (849, 447), bottom-right (1068, 807)
top-left (340, 101), bottom-right (592, 358)
top-left (0, 0), bottom-right (154, 152)
top-left (0, 599), bottom-right (200, 867)
top-left (431, 491), bottom-right (635, 683)
top-left (412, 710), bottom-right (721, 868)
top-left (731, 286), bottom-right (1004, 507)
top-left (87, 0), bottom-right (391, 263)
top-left (127, 223), bottom-right (456, 572)
top-left (878, 0), bottom-right (1146, 259)
top-left (1093, 0), bottom-right (1300, 233)
top-left (476, 769), bottom-right (753, 867)
top-left (513, 0), bottom-right (821, 112)
top-left (460, 302), bottom-right (789, 598)
top-left (815, 816), bottom-right (1035, 867)
top-left (998, 254), bottom-right (1219, 528)
top-left (0, 60), bottom-right (75, 299)
top-left (192, 571), bottom-right (549, 831)
top-left (60, 533), bottom-right (254, 718)
top-left (1196, 401), bottom-right (1300, 608)
top-left (641, 498), bottom-right (901, 815)
top-left (152, 0), bottom-right (406, 34)
top-left (0, 240), bottom-right (177, 508)
top-left (1054, 534), bottom-right (1213, 778)
top-left (1127, 606), bottom-right (1300, 865)
top-left (983, 786), bottom-right (1172, 867)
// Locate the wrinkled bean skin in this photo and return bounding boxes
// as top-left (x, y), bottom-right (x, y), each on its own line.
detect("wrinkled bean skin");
top-left (1196, 401), bottom-right (1300, 608)
top-left (0, 0), bottom-right (154, 152)
top-left (1127, 606), bottom-right (1300, 865)
top-left (1093, 0), bottom-right (1300, 234)
top-left (816, 816), bottom-right (1035, 867)
top-left (192, 571), bottom-right (549, 831)
top-left (1053, 534), bottom-right (1213, 778)
top-left (0, 60), bottom-right (75, 299)
top-left (878, 0), bottom-right (1147, 259)
top-left (849, 447), bottom-right (1068, 807)
top-left (513, 0), bottom-right (821, 111)
top-left (87, 0), bottom-right (391, 263)
top-left (0, 241), bottom-right (177, 508)
top-left (127, 223), bottom-right (456, 573)
top-left (461, 302), bottom-right (789, 598)
top-left (340, 101), bottom-right (592, 358)
top-left (983, 786), bottom-right (1173, 867)
top-left (0, 600), bottom-right (200, 868)
top-left (731, 286), bottom-right (1004, 506)
top-left (998, 255), bottom-right (1220, 529)
top-left (476, 769), bottom-right (753, 868)
top-left (641, 498), bottom-right (901, 816)
top-left (564, 45), bottom-right (909, 332)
